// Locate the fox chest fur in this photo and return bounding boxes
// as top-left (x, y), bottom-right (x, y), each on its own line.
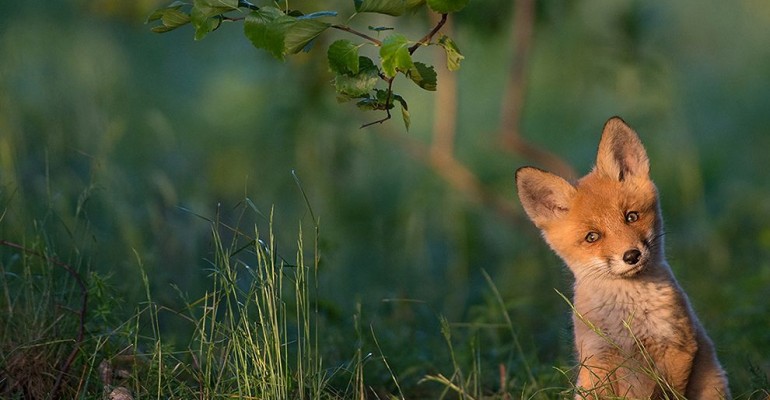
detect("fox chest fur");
top-left (516, 118), bottom-right (730, 399)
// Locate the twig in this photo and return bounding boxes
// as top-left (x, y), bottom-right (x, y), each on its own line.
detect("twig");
top-left (409, 13), bottom-right (447, 54)
top-left (360, 77), bottom-right (395, 128)
top-left (334, 12), bottom-right (447, 52)
top-left (498, 0), bottom-right (575, 179)
top-left (331, 24), bottom-right (382, 46)
top-left (0, 240), bottom-right (88, 400)
top-left (360, 111), bottom-right (391, 128)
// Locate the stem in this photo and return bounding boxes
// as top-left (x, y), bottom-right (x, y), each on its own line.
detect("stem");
top-left (409, 13), bottom-right (447, 54)
top-left (331, 25), bottom-right (382, 46)
top-left (221, 15), bottom-right (246, 22)
top-left (359, 112), bottom-right (390, 128)
top-left (360, 78), bottom-right (394, 128)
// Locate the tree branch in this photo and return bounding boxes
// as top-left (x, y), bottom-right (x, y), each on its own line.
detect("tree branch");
top-left (498, 0), bottom-right (576, 180)
top-left (430, 13), bottom-right (457, 158)
top-left (379, 130), bottom-right (522, 222)
top-left (409, 13), bottom-right (448, 54)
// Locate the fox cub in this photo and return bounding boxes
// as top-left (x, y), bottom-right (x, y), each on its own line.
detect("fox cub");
top-left (515, 118), bottom-right (730, 399)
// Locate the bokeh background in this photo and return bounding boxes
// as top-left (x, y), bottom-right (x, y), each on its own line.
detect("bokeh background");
top-left (1, 0), bottom-right (769, 395)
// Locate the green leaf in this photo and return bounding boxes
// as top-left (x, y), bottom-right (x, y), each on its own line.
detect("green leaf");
top-left (356, 89), bottom-right (394, 111)
top-left (196, 0), bottom-right (238, 15)
top-left (408, 62), bottom-right (437, 91)
top-left (406, 0), bottom-right (426, 9)
top-left (426, 0), bottom-right (469, 13)
top-left (147, 2), bottom-right (190, 33)
top-left (354, 0), bottom-right (406, 16)
top-left (284, 18), bottom-right (330, 54)
top-left (190, 0), bottom-right (238, 40)
top-left (147, 10), bottom-right (165, 23)
top-left (393, 94), bottom-right (410, 130)
top-left (191, 0), bottom-right (238, 40)
top-left (243, 7), bottom-right (288, 60)
top-left (147, 1), bottom-right (186, 22)
top-left (436, 35), bottom-right (464, 71)
top-left (335, 74), bottom-right (378, 99)
top-left (356, 98), bottom-right (381, 111)
top-left (379, 34), bottom-right (413, 78)
top-left (328, 40), bottom-right (361, 75)
top-left (147, 6), bottom-right (172, 23)
top-left (190, 9), bottom-right (212, 40)
top-left (244, 8), bottom-right (330, 58)
top-left (151, 25), bottom-right (174, 33)
top-left (162, 8), bottom-right (192, 29)
top-left (401, 106), bottom-right (410, 130)
top-left (192, 11), bottom-right (222, 40)
top-left (334, 57), bottom-right (379, 98)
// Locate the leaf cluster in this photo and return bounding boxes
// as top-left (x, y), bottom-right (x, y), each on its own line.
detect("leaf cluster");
top-left (147, 0), bottom-right (468, 129)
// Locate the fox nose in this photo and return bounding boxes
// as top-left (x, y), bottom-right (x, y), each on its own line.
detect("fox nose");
top-left (623, 249), bottom-right (642, 265)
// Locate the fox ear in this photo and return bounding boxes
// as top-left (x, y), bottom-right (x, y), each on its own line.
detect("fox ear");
top-left (516, 167), bottom-right (575, 227)
top-left (595, 117), bottom-right (650, 181)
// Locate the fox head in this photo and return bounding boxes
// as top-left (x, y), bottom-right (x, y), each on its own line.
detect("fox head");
top-left (516, 117), bottom-right (664, 281)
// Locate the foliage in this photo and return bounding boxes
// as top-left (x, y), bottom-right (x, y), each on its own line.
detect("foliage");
top-left (147, 0), bottom-right (467, 129)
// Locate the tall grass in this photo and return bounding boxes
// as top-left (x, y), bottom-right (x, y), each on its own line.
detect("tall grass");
top-left (115, 207), bottom-right (334, 399)
top-left (0, 202), bottom-right (339, 399)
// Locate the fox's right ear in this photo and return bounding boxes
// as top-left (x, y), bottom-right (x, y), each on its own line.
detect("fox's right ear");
top-left (595, 117), bottom-right (649, 181)
top-left (515, 167), bottom-right (575, 227)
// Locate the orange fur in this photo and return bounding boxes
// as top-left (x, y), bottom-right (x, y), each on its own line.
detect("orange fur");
top-left (516, 118), bottom-right (730, 399)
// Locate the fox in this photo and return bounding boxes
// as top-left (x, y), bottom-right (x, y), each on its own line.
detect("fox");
top-left (515, 117), bottom-right (730, 399)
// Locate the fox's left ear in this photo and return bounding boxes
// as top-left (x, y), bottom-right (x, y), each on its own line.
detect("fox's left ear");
top-left (595, 117), bottom-right (650, 181)
top-left (516, 167), bottom-right (576, 228)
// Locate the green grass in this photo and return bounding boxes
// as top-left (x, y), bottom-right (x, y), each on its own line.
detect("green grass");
top-left (0, 200), bottom-right (413, 399)
top-left (0, 201), bottom-right (568, 399)
top-left (2, 205), bottom-right (770, 399)
top-left (106, 208), bottom-right (339, 399)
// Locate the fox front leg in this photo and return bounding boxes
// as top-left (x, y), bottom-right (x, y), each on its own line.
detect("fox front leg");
top-left (575, 363), bottom-right (617, 399)
top-left (654, 345), bottom-right (696, 397)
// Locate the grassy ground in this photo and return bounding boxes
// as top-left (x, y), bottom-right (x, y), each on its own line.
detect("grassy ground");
top-left (0, 202), bottom-right (567, 399)
top-left (1, 200), bottom-right (768, 399)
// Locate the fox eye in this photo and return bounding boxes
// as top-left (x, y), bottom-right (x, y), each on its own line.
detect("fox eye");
top-left (585, 232), bottom-right (600, 243)
top-left (625, 211), bottom-right (639, 223)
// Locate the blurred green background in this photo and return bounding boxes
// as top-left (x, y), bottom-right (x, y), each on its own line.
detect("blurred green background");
top-left (1, 0), bottom-right (769, 395)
